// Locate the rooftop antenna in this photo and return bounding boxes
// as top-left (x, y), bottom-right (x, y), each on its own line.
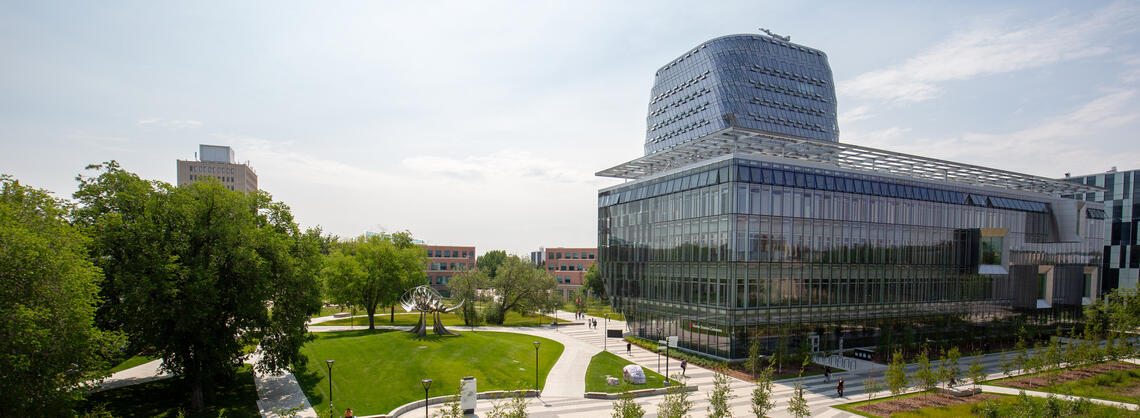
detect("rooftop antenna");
top-left (759, 28), bottom-right (790, 42)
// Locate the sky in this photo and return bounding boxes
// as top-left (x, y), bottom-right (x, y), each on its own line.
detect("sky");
top-left (1, 1), bottom-right (1138, 256)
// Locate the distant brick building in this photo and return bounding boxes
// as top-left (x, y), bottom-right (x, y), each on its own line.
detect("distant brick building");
top-left (541, 247), bottom-right (597, 299)
top-left (423, 245), bottom-right (475, 294)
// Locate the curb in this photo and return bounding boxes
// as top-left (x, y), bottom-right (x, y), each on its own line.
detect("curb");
top-left (359, 389), bottom-right (540, 418)
top-left (584, 385), bottom-right (699, 399)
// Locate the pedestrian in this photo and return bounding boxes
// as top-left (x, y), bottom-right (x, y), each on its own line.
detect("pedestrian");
top-left (344, 407), bottom-right (354, 418)
top-left (824, 366), bottom-right (831, 383)
top-left (680, 359), bottom-right (688, 377)
top-left (837, 377), bottom-right (844, 397)
top-left (627, 341), bottom-right (632, 355)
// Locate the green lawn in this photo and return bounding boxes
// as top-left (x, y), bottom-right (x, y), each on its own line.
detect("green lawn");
top-left (80, 365), bottom-right (259, 418)
top-left (565, 302), bottom-right (625, 321)
top-left (1033, 367), bottom-right (1140, 404)
top-left (296, 329), bottom-right (564, 416)
top-left (311, 305), bottom-right (348, 318)
top-left (585, 351), bottom-right (676, 392)
top-left (837, 391), bottom-right (1140, 418)
top-left (109, 354), bottom-right (160, 374)
top-left (317, 311), bottom-right (562, 327)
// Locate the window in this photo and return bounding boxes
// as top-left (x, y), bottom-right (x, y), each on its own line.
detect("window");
top-left (1038, 273), bottom-right (1048, 300)
top-left (1083, 273), bottom-right (1093, 298)
top-left (980, 237), bottom-right (1002, 265)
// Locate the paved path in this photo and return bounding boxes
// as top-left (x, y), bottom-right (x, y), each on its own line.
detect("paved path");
top-left (92, 359), bottom-right (173, 392)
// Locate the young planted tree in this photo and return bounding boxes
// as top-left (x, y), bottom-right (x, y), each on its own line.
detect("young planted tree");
top-left (611, 383), bottom-right (645, 418)
top-left (707, 367), bottom-right (735, 418)
top-left (73, 162), bottom-right (324, 412)
top-left (750, 359), bottom-right (775, 418)
top-left (864, 374), bottom-right (884, 403)
top-left (999, 351), bottom-right (1013, 378)
top-left (939, 347), bottom-right (961, 389)
top-left (746, 337), bottom-right (764, 378)
top-left (786, 357), bottom-right (811, 418)
top-left (968, 353), bottom-right (986, 390)
top-left (915, 349), bottom-right (938, 397)
top-left (657, 373), bottom-right (693, 418)
top-left (0, 176), bottom-right (124, 416)
top-left (885, 350), bottom-right (910, 400)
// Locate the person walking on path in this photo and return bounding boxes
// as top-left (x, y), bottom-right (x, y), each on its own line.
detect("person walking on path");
top-left (626, 342), bottom-right (632, 355)
top-left (824, 366), bottom-right (831, 383)
top-left (344, 407), bottom-right (354, 417)
top-left (680, 359), bottom-right (688, 377)
top-left (837, 377), bottom-right (844, 397)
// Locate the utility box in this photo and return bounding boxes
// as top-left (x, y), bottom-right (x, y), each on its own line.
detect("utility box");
top-left (460, 376), bottom-right (477, 414)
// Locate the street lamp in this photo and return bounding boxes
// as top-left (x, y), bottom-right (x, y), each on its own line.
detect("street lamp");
top-left (603, 313), bottom-right (609, 351)
top-left (325, 360), bottom-right (334, 418)
top-left (421, 379), bottom-right (432, 418)
top-left (533, 341), bottom-right (541, 392)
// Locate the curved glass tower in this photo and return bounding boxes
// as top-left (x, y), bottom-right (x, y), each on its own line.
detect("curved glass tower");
top-left (644, 34), bottom-right (838, 155)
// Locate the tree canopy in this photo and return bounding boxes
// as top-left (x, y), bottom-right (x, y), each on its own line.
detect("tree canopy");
top-left (476, 250), bottom-right (507, 279)
top-left (72, 162), bottom-right (323, 411)
top-left (0, 176), bottom-right (123, 416)
top-left (322, 233), bottom-right (427, 329)
top-left (582, 263), bottom-right (606, 299)
top-left (484, 255), bottom-right (558, 325)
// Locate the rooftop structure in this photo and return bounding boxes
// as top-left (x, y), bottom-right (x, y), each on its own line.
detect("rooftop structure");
top-left (176, 144), bottom-right (258, 193)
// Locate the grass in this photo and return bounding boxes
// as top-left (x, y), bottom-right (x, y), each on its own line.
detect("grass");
top-left (296, 329), bottom-right (564, 416)
top-left (80, 365), bottom-right (259, 418)
top-left (317, 311), bottom-right (561, 327)
top-left (311, 305), bottom-right (348, 318)
top-left (584, 351), bottom-right (676, 393)
top-left (564, 301), bottom-right (625, 321)
top-left (833, 390), bottom-right (931, 417)
top-left (1033, 367), bottom-right (1140, 404)
top-left (108, 354), bottom-right (160, 374)
top-left (837, 391), bottom-right (1140, 418)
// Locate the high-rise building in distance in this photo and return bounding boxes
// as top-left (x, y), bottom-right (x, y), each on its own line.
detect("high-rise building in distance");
top-left (176, 144), bottom-right (258, 192)
top-left (644, 34), bottom-right (838, 155)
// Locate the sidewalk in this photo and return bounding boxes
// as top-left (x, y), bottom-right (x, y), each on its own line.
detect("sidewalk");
top-left (92, 359), bottom-right (173, 392)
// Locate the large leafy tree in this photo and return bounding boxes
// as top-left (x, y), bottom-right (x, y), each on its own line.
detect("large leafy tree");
top-left (447, 269), bottom-right (486, 326)
top-left (485, 255), bottom-right (557, 325)
top-left (0, 176), bottom-right (124, 416)
top-left (73, 162), bottom-right (323, 412)
top-left (322, 233), bottom-right (426, 329)
top-left (476, 250), bottom-right (507, 279)
top-left (582, 263), bottom-right (606, 299)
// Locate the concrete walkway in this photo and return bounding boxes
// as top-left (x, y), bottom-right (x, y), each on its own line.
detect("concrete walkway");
top-left (93, 359), bottom-right (174, 392)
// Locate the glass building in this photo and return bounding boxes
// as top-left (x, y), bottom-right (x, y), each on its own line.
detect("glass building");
top-left (597, 34), bottom-right (1105, 360)
top-left (1063, 169), bottom-right (1140, 290)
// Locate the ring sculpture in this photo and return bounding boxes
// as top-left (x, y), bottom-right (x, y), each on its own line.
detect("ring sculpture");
top-left (400, 285), bottom-right (463, 337)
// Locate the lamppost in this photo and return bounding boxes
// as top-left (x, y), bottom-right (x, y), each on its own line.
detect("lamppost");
top-left (533, 341), bottom-right (541, 392)
top-left (421, 379), bottom-right (432, 418)
top-left (603, 313), bottom-right (608, 351)
top-left (325, 360), bottom-right (334, 417)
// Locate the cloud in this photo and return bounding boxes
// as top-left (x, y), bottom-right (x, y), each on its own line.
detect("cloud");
top-left (841, 2), bottom-right (1138, 103)
top-left (66, 131), bottom-right (131, 152)
top-left (839, 105), bottom-right (876, 125)
top-left (137, 118), bottom-right (202, 129)
top-left (858, 89), bottom-right (1140, 176)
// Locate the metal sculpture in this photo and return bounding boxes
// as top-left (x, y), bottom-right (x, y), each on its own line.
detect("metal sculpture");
top-left (400, 285), bottom-right (463, 337)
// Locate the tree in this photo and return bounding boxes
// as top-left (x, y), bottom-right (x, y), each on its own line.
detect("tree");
top-left (707, 367), bottom-right (735, 418)
top-left (323, 234), bottom-right (426, 329)
top-left (865, 374), bottom-right (884, 403)
top-left (968, 353), bottom-right (986, 390)
top-left (448, 269), bottom-right (486, 326)
top-left (939, 347), bottom-right (961, 389)
top-left (583, 263), bottom-right (606, 299)
top-left (750, 359), bottom-right (775, 418)
top-left (0, 176), bottom-right (124, 416)
top-left (611, 383), bottom-right (645, 418)
top-left (484, 256), bottom-right (557, 325)
top-left (657, 373), bottom-right (693, 418)
top-left (885, 350), bottom-right (909, 400)
top-left (915, 349), bottom-right (938, 397)
top-left (476, 250), bottom-right (507, 279)
top-left (745, 336), bottom-right (764, 378)
top-left (786, 357), bottom-right (811, 418)
top-left (73, 163), bottom-right (324, 411)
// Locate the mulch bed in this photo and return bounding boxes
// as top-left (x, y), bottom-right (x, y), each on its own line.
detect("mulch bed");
top-left (1000, 362), bottom-right (1138, 390)
top-left (854, 392), bottom-right (1000, 417)
top-left (723, 362), bottom-right (832, 382)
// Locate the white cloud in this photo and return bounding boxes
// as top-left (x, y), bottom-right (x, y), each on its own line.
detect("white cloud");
top-left (841, 2), bottom-right (1138, 103)
top-left (839, 105), bottom-right (876, 125)
top-left (138, 118), bottom-right (202, 129)
top-left (859, 89), bottom-right (1140, 176)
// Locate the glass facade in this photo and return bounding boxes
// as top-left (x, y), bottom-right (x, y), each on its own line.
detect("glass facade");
top-left (1063, 169), bottom-right (1140, 290)
top-left (644, 34), bottom-right (838, 155)
top-left (599, 156), bottom-right (1104, 360)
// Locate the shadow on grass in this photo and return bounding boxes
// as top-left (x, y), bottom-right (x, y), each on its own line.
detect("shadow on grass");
top-left (81, 366), bottom-right (259, 418)
top-left (311, 329), bottom-right (398, 341)
top-left (294, 367), bottom-right (326, 409)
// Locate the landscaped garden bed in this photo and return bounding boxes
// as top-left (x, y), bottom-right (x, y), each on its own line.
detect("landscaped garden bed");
top-left (584, 351), bottom-right (676, 393)
top-left (840, 391), bottom-right (1002, 417)
top-left (994, 361), bottom-right (1140, 404)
